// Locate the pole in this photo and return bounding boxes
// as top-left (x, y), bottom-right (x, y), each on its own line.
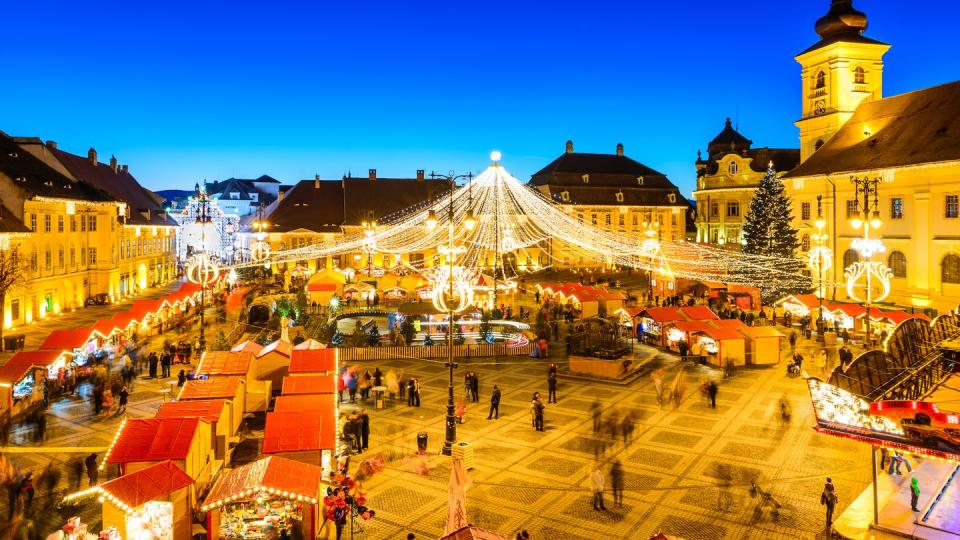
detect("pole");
top-left (871, 446), bottom-right (879, 525)
top-left (443, 176), bottom-right (457, 456)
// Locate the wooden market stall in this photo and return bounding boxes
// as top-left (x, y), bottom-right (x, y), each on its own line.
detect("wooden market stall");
top-left (694, 327), bottom-right (746, 367)
top-left (103, 417), bottom-right (213, 486)
top-left (281, 375), bottom-right (337, 396)
top-left (156, 399), bottom-right (236, 467)
top-left (200, 455), bottom-right (325, 540)
top-left (677, 305), bottom-right (720, 322)
top-left (262, 410), bottom-right (337, 470)
top-left (289, 349), bottom-right (338, 376)
top-left (255, 340), bottom-right (294, 391)
top-left (305, 268), bottom-right (347, 305)
top-left (178, 377), bottom-right (247, 432)
top-left (196, 351), bottom-right (270, 413)
top-left (273, 394), bottom-right (334, 414)
top-left (636, 307), bottom-right (686, 347)
top-left (230, 340), bottom-right (265, 356)
top-left (294, 339), bottom-right (325, 350)
top-left (0, 350), bottom-right (72, 417)
top-left (736, 325), bottom-right (784, 365)
top-left (97, 460), bottom-right (195, 540)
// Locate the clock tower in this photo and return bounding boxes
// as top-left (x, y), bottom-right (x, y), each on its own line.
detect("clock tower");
top-left (795, 0), bottom-right (890, 162)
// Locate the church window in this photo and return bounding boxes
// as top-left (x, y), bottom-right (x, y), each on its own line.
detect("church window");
top-left (854, 67), bottom-right (865, 84)
top-left (946, 195), bottom-right (959, 219)
top-left (815, 71), bottom-right (825, 89)
top-left (727, 161), bottom-right (738, 175)
top-left (890, 197), bottom-right (903, 219)
top-left (942, 254), bottom-right (960, 284)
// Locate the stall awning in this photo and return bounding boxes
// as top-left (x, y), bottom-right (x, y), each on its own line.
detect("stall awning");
top-left (699, 327), bottom-right (745, 341)
top-left (196, 351), bottom-right (254, 376)
top-left (281, 375), bottom-right (336, 395)
top-left (293, 339), bottom-right (325, 350)
top-left (257, 339), bottom-right (293, 359)
top-left (0, 358), bottom-right (43, 384)
top-left (178, 377), bottom-right (243, 400)
top-left (831, 303), bottom-right (867, 318)
top-left (128, 299), bottom-right (166, 320)
top-left (289, 349), bottom-right (337, 374)
top-left (110, 312), bottom-right (140, 329)
top-left (858, 308), bottom-right (930, 325)
top-left (155, 399), bottom-right (228, 422)
top-left (641, 307), bottom-right (686, 323)
top-left (93, 319), bottom-right (121, 337)
top-left (106, 418), bottom-right (206, 464)
top-left (737, 326), bottom-right (783, 339)
top-left (39, 327), bottom-right (99, 350)
top-left (678, 306), bottom-right (719, 321)
top-left (713, 319), bottom-right (749, 331)
top-left (231, 340), bottom-right (265, 355)
top-left (262, 411), bottom-right (336, 453)
top-left (306, 283), bottom-right (337, 292)
top-left (201, 456), bottom-right (323, 511)
top-left (99, 460), bottom-right (193, 510)
top-left (273, 395), bottom-right (334, 414)
top-left (0, 350), bottom-right (69, 381)
top-left (671, 321), bottom-right (712, 334)
top-left (778, 294), bottom-right (821, 309)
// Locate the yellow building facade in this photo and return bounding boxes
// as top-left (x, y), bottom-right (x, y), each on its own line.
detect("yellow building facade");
top-left (783, 0), bottom-right (960, 314)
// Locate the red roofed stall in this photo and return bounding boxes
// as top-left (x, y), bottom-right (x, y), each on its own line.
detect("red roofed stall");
top-left (156, 399), bottom-right (236, 467)
top-left (289, 349), bottom-right (338, 376)
top-left (281, 375), bottom-right (336, 396)
top-left (737, 326), bottom-right (784, 365)
top-left (262, 411), bottom-right (337, 469)
top-left (293, 338), bottom-right (325, 350)
top-left (196, 351), bottom-right (270, 413)
top-left (178, 377), bottom-right (246, 432)
top-left (0, 350), bottom-right (72, 416)
top-left (200, 456), bottom-right (325, 540)
top-left (692, 327), bottom-right (746, 367)
top-left (97, 460), bottom-right (195, 540)
top-left (104, 417), bottom-right (213, 485)
top-left (637, 307), bottom-right (685, 346)
top-left (255, 339), bottom-right (294, 390)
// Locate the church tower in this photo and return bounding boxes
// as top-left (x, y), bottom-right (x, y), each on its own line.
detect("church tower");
top-left (795, 0), bottom-right (890, 162)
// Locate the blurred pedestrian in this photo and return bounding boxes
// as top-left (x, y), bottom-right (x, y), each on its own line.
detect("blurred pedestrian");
top-left (470, 373), bottom-right (479, 403)
top-left (70, 458), bottom-right (84, 491)
top-left (117, 386), bottom-right (129, 415)
top-left (706, 381), bottom-right (718, 409)
top-left (19, 472), bottom-right (34, 514)
top-left (590, 400), bottom-right (602, 433)
top-left (85, 453), bottom-right (99, 486)
top-left (610, 459), bottom-right (624, 507)
top-left (360, 410), bottom-right (370, 450)
top-left (590, 465), bottom-right (606, 511)
top-left (821, 478), bottom-right (837, 529)
top-left (910, 477), bottom-right (920, 511)
top-left (39, 463), bottom-right (60, 504)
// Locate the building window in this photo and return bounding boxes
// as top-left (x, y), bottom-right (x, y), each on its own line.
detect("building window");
top-left (942, 254), bottom-right (960, 284)
top-left (29, 214), bottom-right (36, 231)
top-left (58, 215), bottom-right (64, 232)
top-left (44, 250), bottom-right (51, 270)
top-left (671, 213), bottom-right (677, 226)
top-left (615, 192), bottom-right (624, 203)
top-left (854, 67), bottom-right (865, 84)
top-left (802, 234), bottom-right (810, 252)
top-left (70, 216), bottom-right (76, 232)
top-left (58, 248), bottom-right (64, 268)
top-left (815, 71), bottom-right (825, 89)
top-left (888, 251), bottom-right (906, 278)
top-left (890, 197), bottom-right (903, 219)
top-left (846, 199), bottom-right (859, 219)
top-left (946, 195), bottom-right (959, 218)
top-left (726, 202), bottom-right (740, 217)
top-left (88, 215), bottom-right (97, 231)
top-left (632, 214), bottom-right (638, 226)
top-left (710, 202), bottom-right (719, 218)
top-left (618, 214), bottom-right (624, 227)
top-left (44, 214), bottom-right (51, 232)
top-left (604, 214), bottom-right (611, 226)
top-left (29, 251), bottom-right (37, 271)
top-left (81, 215), bottom-right (86, 232)
top-left (581, 174), bottom-right (589, 184)
top-left (560, 191), bottom-right (569, 202)
top-left (577, 213), bottom-right (583, 223)
top-left (727, 161), bottom-right (738, 175)
top-left (591, 214), bottom-right (597, 225)
top-left (843, 249), bottom-right (859, 269)
top-left (801, 202), bottom-right (811, 221)
top-left (727, 227), bottom-right (739, 244)
top-left (70, 248), bottom-right (75, 267)
top-left (88, 247), bottom-right (97, 265)
top-left (711, 230), bottom-right (718, 243)
top-left (11, 299), bottom-right (19, 321)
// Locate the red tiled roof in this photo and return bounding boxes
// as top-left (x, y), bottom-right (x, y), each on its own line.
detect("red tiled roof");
top-left (155, 399), bottom-right (228, 422)
top-left (289, 349), bottom-right (337, 374)
top-left (281, 375), bottom-right (336, 395)
top-left (712, 319), bottom-right (749, 330)
top-left (106, 418), bottom-right (204, 464)
top-left (231, 340), bottom-right (265, 355)
top-left (257, 339), bottom-right (293, 358)
top-left (678, 306), bottom-right (719, 321)
top-left (273, 394), bottom-right (334, 414)
top-left (99, 460), bottom-right (193, 508)
top-left (262, 411), bottom-right (336, 453)
top-left (178, 377), bottom-right (242, 400)
top-left (39, 327), bottom-right (98, 350)
top-left (201, 456), bottom-right (323, 509)
top-left (0, 355), bottom-right (50, 383)
top-left (671, 321), bottom-right (713, 334)
top-left (196, 351), bottom-right (254, 376)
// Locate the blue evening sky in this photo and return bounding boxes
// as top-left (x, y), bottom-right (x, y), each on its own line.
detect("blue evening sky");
top-left (2, 1), bottom-right (957, 195)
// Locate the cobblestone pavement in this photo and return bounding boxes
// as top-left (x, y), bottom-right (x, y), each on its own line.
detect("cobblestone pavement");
top-left (343, 337), bottom-right (873, 540)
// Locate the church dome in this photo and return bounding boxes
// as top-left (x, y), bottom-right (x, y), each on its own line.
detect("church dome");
top-left (815, 0), bottom-right (868, 39)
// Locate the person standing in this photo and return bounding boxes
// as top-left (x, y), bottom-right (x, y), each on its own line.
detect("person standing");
top-left (470, 373), bottom-right (480, 403)
top-left (487, 385), bottom-right (501, 420)
top-left (590, 400), bottom-right (602, 433)
top-left (547, 371), bottom-right (557, 403)
top-left (413, 379), bottom-right (422, 407)
top-left (85, 453), bottom-right (99, 486)
top-left (533, 397), bottom-right (545, 432)
top-left (706, 381), bottom-right (718, 409)
top-left (117, 386), bottom-right (129, 415)
top-left (360, 410), bottom-right (370, 451)
top-left (406, 379), bottom-right (416, 407)
top-left (910, 477), bottom-right (920, 512)
top-left (590, 465), bottom-right (606, 511)
top-left (70, 458), bottom-right (84, 490)
top-left (610, 460), bottom-right (624, 507)
top-left (821, 478), bottom-right (838, 530)
top-left (161, 351), bottom-right (171, 378)
top-left (148, 352), bottom-right (158, 379)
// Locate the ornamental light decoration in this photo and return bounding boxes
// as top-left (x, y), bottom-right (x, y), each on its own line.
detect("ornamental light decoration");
top-left (844, 176), bottom-right (892, 342)
top-left (807, 196), bottom-right (833, 300)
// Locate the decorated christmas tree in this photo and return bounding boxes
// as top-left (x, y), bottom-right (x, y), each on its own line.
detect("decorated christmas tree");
top-left (741, 163), bottom-right (803, 301)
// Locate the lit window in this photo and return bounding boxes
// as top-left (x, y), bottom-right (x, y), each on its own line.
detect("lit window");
top-left (615, 192), bottom-right (624, 203)
top-left (801, 202), bottom-right (811, 221)
top-left (815, 71), bottom-right (825, 89)
top-left (728, 161), bottom-right (738, 175)
top-left (854, 67), bottom-right (865, 84)
top-left (560, 191), bottom-right (570, 202)
top-left (890, 197), bottom-right (903, 220)
top-left (582, 174), bottom-right (589, 184)
top-left (888, 251), bottom-right (906, 278)
top-left (946, 195), bottom-right (959, 219)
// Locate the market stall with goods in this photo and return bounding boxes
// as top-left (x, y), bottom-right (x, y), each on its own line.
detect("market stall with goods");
top-left (97, 460), bottom-right (195, 540)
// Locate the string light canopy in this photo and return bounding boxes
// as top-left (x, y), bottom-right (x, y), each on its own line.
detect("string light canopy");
top-left (228, 154), bottom-right (812, 294)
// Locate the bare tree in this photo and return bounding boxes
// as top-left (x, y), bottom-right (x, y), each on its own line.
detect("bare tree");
top-left (0, 245), bottom-right (27, 351)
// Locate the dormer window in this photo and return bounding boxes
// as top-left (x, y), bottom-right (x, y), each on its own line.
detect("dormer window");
top-left (668, 193), bottom-right (677, 203)
top-left (615, 191), bottom-right (624, 203)
top-left (636, 176), bottom-right (644, 186)
top-left (854, 66), bottom-right (865, 84)
top-left (560, 190), bottom-right (570, 202)
top-left (815, 71), bottom-right (825, 89)
top-left (581, 174), bottom-right (589, 184)
top-left (728, 161), bottom-right (738, 175)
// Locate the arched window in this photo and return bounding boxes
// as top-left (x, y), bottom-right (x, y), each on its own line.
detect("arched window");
top-left (888, 251), bottom-right (906, 278)
top-left (815, 71), bottom-right (826, 89)
top-left (943, 254), bottom-right (960, 284)
top-left (843, 249), bottom-right (859, 269)
top-left (728, 161), bottom-right (738, 175)
top-left (854, 67), bottom-right (865, 84)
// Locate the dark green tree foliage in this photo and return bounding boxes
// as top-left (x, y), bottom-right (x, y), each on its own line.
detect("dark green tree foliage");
top-left (478, 310), bottom-right (492, 342)
top-left (350, 319), bottom-right (367, 347)
top-left (400, 316), bottom-right (416, 345)
top-left (741, 164), bottom-right (804, 302)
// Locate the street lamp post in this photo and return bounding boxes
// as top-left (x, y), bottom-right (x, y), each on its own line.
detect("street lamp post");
top-left (844, 175), bottom-right (891, 348)
top-left (808, 195), bottom-right (833, 340)
top-left (428, 169), bottom-right (475, 456)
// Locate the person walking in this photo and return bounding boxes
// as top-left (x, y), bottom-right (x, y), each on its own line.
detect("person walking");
top-left (821, 478), bottom-right (838, 530)
top-left (590, 465), bottom-right (606, 511)
top-left (610, 460), bottom-right (624, 507)
top-left (85, 453), bottom-right (99, 486)
top-left (706, 380), bottom-right (718, 409)
top-left (70, 458), bottom-right (84, 491)
top-left (547, 371), bottom-right (557, 403)
top-left (470, 372), bottom-right (480, 403)
top-left (117, 386), bottom-right (129, 415)
top-left (161, 351), bottom-right (171, 378)
top-left (19, 472), bottom-right (34, 514)
top-left (487, 385), bottom-right (501, 420)
top-left (413, 379), bottom-right (421, 407)
top-left (407, 379), bottom-right (416, 406)
top-left (590, 400), bottom-right (602, 433)
top-left (177, 370), bottom-right (187, 387)
top-left (910, 477), bottom-right (920, 512)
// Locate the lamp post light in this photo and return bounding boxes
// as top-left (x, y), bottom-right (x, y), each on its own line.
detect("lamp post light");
top-left (808, 195), bottom-right (833, 339)
top-left (189, 192), bottom-right (216, 353)
top-left (427, 167), bottom-right (476, 457)
top-left (844, 175), bottom-right (892, 347)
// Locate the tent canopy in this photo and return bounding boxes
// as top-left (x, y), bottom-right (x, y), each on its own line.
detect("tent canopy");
top-left (281, 375), bottom-right (336, 395)
top-left (262, 410), bottom-right (336, 453)
top-left (99, 460), bottom-right (193, 509)
top-left (201, 456), bottom-right (323, 511)
top-left (196, 351), bottom-right (254, 376)
top-left (289, 349), bottom-right (337, 374)
top-left (179, 377), bottom-right (243, 401)
top-left (0, 350), bottom-right (69, 381)
top-left (155, 399), bottom-right (229, 422)
top-left (106, 418), bottom-right (206, 464)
